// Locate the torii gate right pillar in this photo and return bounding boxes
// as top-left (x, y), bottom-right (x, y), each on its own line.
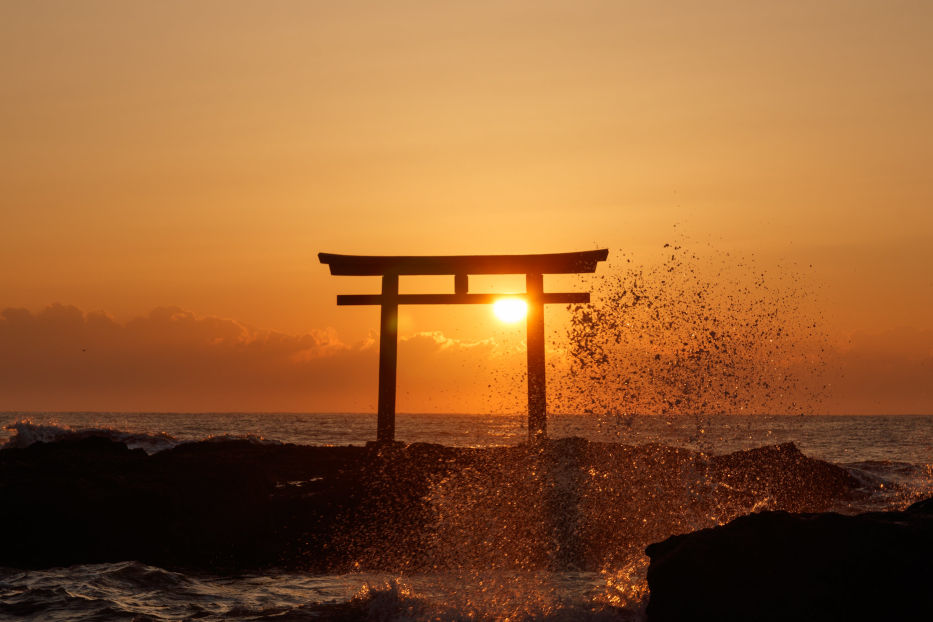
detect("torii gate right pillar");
top-left (526, 273), bottom-right (547, 443)
top-left (377, 274), bottom-right (399, 443)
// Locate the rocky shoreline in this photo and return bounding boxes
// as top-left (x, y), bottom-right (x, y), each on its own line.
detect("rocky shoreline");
top-left (1, 436), bottom-right (930, 618)
top-left (0, 436), bottom-right (871, 570)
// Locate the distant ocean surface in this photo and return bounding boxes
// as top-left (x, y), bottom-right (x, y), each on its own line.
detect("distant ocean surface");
top-left (2, 411), bottom-right (931, 465)
top-left (1, 412), bottom-right (931, 621)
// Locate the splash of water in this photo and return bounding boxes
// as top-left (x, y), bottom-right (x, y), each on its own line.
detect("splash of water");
top-left (345, 575), bottom-right (643, 621)
top-left (555, 240), bottom-right (829, 446)
top-left (414, 241), bottom-right (836, 613)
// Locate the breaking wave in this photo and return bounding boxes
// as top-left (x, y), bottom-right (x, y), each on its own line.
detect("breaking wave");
top-left (3, 420), bottom-right (181, 453)
top-left (0, 566), bottom-right (645, 621)
top-left (2, 420), bottom-right (284, 454)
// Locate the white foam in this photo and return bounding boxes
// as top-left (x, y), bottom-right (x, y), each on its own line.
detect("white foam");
top-left (2, 420), bottom-right (180, 454)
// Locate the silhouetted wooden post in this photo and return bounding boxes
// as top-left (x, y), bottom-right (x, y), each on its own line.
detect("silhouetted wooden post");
top-left (319, 250), bottom-right (608, 443)
top-left (377, 274), bottom-right (399, 442)
top-left (526, 273), bottom-right (547, 442)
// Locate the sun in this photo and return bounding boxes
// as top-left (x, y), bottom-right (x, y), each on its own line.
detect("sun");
top-left (493, 297), bottom-right (528, 323)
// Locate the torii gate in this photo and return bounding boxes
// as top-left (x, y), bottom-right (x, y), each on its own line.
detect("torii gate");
top-left (319, 249), bottom-right (608, 443)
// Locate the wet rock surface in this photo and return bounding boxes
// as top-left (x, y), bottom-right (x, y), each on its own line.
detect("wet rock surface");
top-left (1, 436), bottom-right (872, 573)
top-left (645, 497), bottom-right (933, 622)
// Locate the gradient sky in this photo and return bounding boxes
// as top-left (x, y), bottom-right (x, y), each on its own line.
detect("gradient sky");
top-left (2, 1), bottom-right (931, 413)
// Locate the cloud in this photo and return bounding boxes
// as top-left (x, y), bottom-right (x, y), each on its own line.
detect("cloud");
top-left (0, 304), bottom-right (524, 413)
top-left (1, 305), bottom-right (931, 415)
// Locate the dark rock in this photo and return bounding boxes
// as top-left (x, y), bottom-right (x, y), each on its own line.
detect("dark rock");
top-left (908, 495), bottom-right (933, 515)
top-left (645, 500), bottom-right (933, 621)
top-left (0, 436), bottom-right (874, 573)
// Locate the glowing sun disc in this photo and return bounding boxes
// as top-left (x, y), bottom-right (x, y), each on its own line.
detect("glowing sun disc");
top-left (493, 297), bottom-right (528, 323)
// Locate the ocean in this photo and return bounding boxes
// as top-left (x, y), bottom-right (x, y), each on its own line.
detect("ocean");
top-left (1, 412), bottom-right (931, 621)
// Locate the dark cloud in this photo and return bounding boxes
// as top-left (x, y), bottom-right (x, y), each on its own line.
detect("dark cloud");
top-left (0, 305), bottom-right (522, 413)
top-left (1, 305), bottom-right (930, 414)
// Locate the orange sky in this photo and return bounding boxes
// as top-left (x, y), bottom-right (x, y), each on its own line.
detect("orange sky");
top-left (1, 2), bottom-right (931, 413)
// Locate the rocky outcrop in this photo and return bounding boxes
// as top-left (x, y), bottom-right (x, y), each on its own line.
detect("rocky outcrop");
top-left (645, 497), bottom-right (933, 621)
top-left (1, 436), bottom-right (868, 572)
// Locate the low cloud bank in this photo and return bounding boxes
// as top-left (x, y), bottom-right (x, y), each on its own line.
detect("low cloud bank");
top-left (0, 304), bottom-right (523, 413)
top-left (0, 304), bottom-right (930, 414)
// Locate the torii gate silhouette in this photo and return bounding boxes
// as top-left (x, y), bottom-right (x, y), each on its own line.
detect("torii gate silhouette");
top-left (319, 249), bottom-right (608, 443)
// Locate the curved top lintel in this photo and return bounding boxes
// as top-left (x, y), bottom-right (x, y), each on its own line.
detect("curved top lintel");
top-left (319, 249), bottom-right (609, 276)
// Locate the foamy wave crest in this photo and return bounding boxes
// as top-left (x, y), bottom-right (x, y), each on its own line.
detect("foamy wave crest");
top-left (0, 564), bottom-right (644, 621)
top-left (844, 459), bottom-right (933, 509)
top-left (2, 420), bottom-right (179, 454)
top-left (2, 420), bottom-right (286, 454)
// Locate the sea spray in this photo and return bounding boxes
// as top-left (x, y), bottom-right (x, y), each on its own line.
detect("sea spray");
top-left (554, 240), bottom-right (830, 445)
top-left (416, 441), bottom-right (861, 621)
top-left (413, 240), bottom-right (839, 613)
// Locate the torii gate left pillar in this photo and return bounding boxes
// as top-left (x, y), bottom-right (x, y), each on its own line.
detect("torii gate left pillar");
top-left (319, 250), bottom-right (608, 443)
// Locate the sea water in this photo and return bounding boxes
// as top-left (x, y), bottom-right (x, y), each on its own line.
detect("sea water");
top-left (0, 412), bottom-right (930, 621)
top-left (2, 411), bottom-right (931, 464)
